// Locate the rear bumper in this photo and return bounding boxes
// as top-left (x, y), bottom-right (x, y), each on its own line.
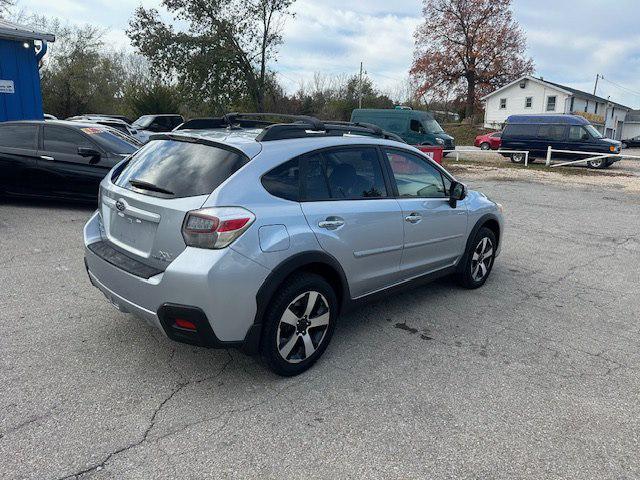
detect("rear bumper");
top-left (83, 211), bottom-right (271, 347)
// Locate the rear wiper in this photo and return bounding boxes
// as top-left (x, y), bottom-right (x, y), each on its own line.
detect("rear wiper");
top-left (128, 179), bottom-right (174, 196)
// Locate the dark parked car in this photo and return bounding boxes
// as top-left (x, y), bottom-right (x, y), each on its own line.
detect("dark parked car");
top-left (500, 114), bottom-right (621, 169)
top-left (0, 120), bottom-right (138, 201)
top-left (622, 135), bottom-right (640, 149)
top-left (132, 114), bottom-right (184, 134)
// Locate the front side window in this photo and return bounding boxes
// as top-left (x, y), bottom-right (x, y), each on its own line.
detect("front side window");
top-left (384, 149), bottom-right (450, 198)
top-left (500, 98), bottom-right (507, 109)
top-left (0, 124), bottom-right (38, 149)
top-left (568, 126), bottom-right (589, 141)
top-left (43, 126), bottom-right (94, 154)
top-left (546, 96), bottom-right (557, 111)
top-left (410, 119), bottom-right (425, 134)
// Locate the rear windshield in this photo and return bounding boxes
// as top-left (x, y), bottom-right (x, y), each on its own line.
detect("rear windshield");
top-left (113, 139), bottom-right (248, 198)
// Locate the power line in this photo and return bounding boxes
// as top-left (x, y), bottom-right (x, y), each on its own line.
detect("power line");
top-left (599, 76), bottom-right (640, 99)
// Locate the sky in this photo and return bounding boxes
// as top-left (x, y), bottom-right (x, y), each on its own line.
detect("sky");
top-left (17, 0), bottom-right (640, 109)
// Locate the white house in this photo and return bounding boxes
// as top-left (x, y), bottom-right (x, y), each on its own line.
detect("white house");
top-left (622, 110), bottom-right (640, 140)
top-left (482, 75), bottom-right (632, 140)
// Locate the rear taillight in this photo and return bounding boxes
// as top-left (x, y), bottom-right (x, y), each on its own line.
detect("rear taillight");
top-left (182, 207), bottom-right (255, 249)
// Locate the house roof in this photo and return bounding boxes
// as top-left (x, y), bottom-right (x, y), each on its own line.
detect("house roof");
top-left (0, 18), bottom-right (55, 42)
top-left (482, 75), bottom-right (632, 111)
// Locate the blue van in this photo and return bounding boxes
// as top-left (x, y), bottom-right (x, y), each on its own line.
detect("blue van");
top-left (350, 108), bottom-right (455, 148)
top-left (500, 114), bottom-right (621, 169)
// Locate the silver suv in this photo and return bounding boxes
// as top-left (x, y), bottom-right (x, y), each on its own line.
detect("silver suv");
top-left (84, 115), bottom-right (504, 376)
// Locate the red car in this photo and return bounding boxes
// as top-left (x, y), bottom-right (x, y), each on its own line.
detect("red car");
top-left (474, 131), bottom-right (502, 150)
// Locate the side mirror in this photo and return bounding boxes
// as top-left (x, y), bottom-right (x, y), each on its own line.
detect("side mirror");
top-left (582, 134), bottom-right (590, 141)
top-left (449, 181), bottom-right (467, 208)
top-left (78, 147), bottom-right (101, 162)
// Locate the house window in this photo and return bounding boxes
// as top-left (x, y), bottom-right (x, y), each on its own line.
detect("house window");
top-left (584, 100), bottom-right (588, 113)
top-left (595, 103), bottom-right (598, 114)
top-left (570, 97), bottom-right (574, 111)
top-left (499, 98), bottom-right (507, 109)
top-left (525, 97), bottom-right (532, 108)
top-left (611, 107), bottom-right (615, 119)
top-left (546, 96), bottom-right (557, 112)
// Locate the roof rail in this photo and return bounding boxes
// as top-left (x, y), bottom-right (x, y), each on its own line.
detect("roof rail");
top-left (255, 119), bottom-right (406, 143)
top-left (223, 112), bottom-right (325, 130)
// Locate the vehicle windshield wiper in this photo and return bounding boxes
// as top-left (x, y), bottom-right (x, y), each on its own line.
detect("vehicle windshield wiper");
top-left (128, 179), bottom-right (174, 196)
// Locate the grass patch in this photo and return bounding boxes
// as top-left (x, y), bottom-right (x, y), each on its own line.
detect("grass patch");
top-left (441, 123), bottom-right (495, 146)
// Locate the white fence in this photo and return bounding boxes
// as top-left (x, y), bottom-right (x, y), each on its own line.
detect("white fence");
top-left (544, 146), bottom-right (640, 168)
top-left (443, 149), bottom-right (531, 165)
top-left (442, 147), bottom-right (640, 169)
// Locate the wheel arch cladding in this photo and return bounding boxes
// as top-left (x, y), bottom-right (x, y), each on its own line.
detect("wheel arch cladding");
top-left (255, 251), bottom-right (350, 325)
top-left (458, 213), bottom-right (501, 270)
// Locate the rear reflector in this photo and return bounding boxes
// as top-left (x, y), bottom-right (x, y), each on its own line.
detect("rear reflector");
top-left (174, 318), bottom-right (197, 331)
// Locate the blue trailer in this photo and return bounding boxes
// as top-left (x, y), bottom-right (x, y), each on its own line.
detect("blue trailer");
top-left (0, 19), bottom-right (55, 122)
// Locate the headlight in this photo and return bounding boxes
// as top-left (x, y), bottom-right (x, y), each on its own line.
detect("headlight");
top-left (435, 138), bottom-right (445, 145)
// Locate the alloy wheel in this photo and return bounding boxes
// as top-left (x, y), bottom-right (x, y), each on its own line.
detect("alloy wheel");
top-left (277, 291), bottom-right (330, 363)
top-left (471, 237), bottom-right (494, 282)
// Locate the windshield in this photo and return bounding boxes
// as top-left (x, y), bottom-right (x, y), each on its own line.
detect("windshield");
top-left (585, 124), bottom-right (603, 139)
top-left (132, 115), bottom-right (153, 128)
top-left (80, 127), bottom-right (138, 154)
top-left (422, 117), bottom-right (444, 134)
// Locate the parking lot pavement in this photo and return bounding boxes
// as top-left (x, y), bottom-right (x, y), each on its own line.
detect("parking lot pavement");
top-left (1, 177), bottom-right (639, 480)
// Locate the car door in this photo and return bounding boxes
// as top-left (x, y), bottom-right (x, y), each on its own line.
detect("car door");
top-left (566, 125), bottom-right (595, 153)
top-left (300, 146), bottom-right (405, 298)
top-left (382, 147), bottom-right (468, 278)
top-left (0, 123), bottom-right (40, 195)
top-left (36, 125), bottom-right (109, 199)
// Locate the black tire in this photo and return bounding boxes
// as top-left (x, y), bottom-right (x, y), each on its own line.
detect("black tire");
top-left (456, 227), bottom-right (497, 289)
top-left (527, 157), bottom-right (536, 164)
top-left (510, 152), bottom-right (526, 164)
top-left (586, 158), bottom-right (609, 169)
top-left (260, 273), bottom-right (338, 376)
top-left (480, 142), bottom-right (490, 150)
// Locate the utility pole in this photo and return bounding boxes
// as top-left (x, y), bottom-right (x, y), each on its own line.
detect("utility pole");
top-left (358, 62), bottom-right (363, 109)
top-left (593, 73), bottom-right (600, 95)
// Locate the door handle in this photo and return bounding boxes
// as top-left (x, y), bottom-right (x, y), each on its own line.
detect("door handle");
top-left (405, 212), bottom-right (422, 224)
top-left (318, 217), bottom-right (345, 230)
top-left (40, 155), bottom-right (55, 161)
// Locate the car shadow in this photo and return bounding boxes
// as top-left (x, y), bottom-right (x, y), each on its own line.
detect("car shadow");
top-left (0, 195), bottom-right (96, 213)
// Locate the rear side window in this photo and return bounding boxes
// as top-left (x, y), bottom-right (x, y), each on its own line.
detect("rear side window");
top-left (323, 147), bottom-right (387, 199)
top-left (114, 140), bottom-right (248, 198)
top-left (43, 126), bottom-right (94, 154)
top-left (503, 124), bottom-right (537, 138)
top-left (537, 125), bottom-right (565, 141)
top-left (261, 158), bottom-right (300, 201)
top-left (0, 124), bottom-right (38, 149)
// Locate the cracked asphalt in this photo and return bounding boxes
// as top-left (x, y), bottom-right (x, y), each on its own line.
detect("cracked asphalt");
top-left (1, 176), bottom-right (639, 479)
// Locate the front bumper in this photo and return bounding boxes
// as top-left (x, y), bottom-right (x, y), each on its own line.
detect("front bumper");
top-left (83, 211), bottom-right (271, 345)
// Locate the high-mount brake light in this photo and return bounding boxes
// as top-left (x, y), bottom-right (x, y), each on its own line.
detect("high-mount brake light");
top-left (182, 207), bottom-right (255, 249)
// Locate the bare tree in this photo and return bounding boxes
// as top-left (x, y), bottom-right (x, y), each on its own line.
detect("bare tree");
top-left (0, 0), bottom-right (15, 17)
top-left (411, 0), bottom-right (534, 119)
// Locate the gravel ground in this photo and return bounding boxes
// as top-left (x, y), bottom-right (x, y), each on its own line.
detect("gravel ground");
top-left (1, 171), bottom-right (639, 479)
